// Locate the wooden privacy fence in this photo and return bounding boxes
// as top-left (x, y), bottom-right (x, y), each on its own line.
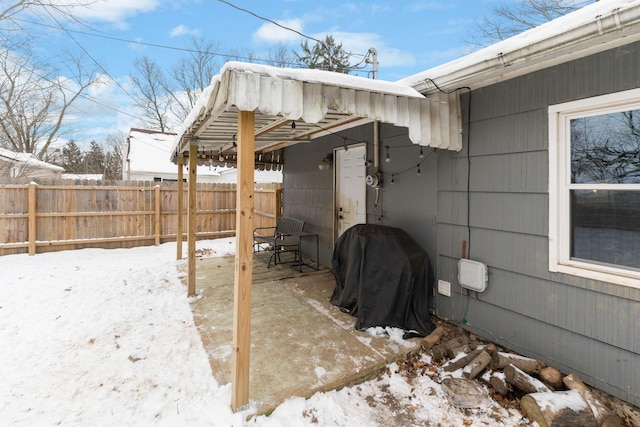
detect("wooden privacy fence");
top-left (0, 180), bottom-right (282, 256)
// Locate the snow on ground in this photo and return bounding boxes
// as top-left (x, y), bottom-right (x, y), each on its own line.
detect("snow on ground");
top-left (0, 239), bottom-right (528, 426)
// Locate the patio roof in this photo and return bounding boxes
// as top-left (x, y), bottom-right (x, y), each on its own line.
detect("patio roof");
top-left (170, 62), bottom-right (462, 168)
top-left (171, 62), bottom-right (463, 412)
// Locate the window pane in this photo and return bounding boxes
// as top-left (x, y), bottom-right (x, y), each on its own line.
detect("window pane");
top-left (570, 110), bottom-right (640, 184)
top-left (571, 190), bottom-right (640, 269)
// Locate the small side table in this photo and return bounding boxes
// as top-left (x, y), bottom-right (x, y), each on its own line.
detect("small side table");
top-left (289, 231), bottom-right (319, 272)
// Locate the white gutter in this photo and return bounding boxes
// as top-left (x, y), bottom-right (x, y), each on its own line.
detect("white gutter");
top-left (401, 1), bottom-right (640, 94)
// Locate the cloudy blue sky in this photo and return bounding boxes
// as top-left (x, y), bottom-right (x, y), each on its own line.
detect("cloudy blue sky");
top-left (16, 0), bottom-right (492, 144)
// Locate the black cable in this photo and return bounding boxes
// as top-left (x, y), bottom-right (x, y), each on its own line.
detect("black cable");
top-left (43, 10), bottom-right (139, 106)
top-left (424, 78), bottom-right (472, 258)
top-left (1, 49), bottom-right (145, 122)
top-left (15, 16), bottom-right (372, 75)
top-left (382, 147), bottom-right (435, 177)
top-left (13, 17), bottom-right (303, 68)
top-left (217, 0), bottom-right (326, 46)
top-left (466, 90), bottom-right (472, 258)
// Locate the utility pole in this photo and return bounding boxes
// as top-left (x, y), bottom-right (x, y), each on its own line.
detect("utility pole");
top-left (367, 47), bottom-right (378, 80)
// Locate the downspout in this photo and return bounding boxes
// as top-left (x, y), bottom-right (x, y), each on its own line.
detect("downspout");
top-left (370, 47), bottom-right (381, 210)
top-left (373, 120), bottom-right (379, 170)
top-left (369, 47), bottom-right (380, 170)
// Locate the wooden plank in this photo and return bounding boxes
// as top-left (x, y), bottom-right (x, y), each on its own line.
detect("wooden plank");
top-left (177, 155), bottom-right (184, 260)
top-left (187, 143), bottom-right (197, 296)
top-left (34, 211), bottom-right (155, 217)
top-left (0, 181), bottom-right (280, 256)
top-left (232, 110), bottom-right (255, 412)
top-left (28, 183), bottom-right (37, 256)
top-left (154, 185), bottom-right (161, 246)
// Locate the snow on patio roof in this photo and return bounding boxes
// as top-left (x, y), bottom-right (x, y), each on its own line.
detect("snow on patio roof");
top-left (171, 62), bottom-right (463, 163)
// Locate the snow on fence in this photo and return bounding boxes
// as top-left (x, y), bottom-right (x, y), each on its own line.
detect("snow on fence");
top-left (0, 179), bottom-right (281, 256)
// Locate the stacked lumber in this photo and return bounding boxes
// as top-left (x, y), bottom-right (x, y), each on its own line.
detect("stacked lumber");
top-left (420, 327), bottom-right (624, 427)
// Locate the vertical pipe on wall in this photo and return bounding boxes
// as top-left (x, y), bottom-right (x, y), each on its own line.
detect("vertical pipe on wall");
top-left (373, 120), bottom-right (380, 170)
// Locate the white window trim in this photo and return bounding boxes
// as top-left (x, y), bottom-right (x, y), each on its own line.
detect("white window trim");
top-left (548, 87), bottom-right (640, 289)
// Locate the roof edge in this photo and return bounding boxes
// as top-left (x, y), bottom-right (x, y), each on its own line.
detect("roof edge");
top-left (401, 1), bottom-right (640, 94)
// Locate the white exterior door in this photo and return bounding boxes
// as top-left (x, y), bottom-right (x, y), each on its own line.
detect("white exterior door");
top-left (335, 144), bottom-right (366, 239)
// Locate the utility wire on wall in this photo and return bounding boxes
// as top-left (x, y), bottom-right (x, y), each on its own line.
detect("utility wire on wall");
top-left (424, 78), bottom-right (472, 258)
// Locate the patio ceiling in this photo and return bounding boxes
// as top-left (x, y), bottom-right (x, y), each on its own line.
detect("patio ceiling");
top-left (170, 62), bottom-right (462, 168)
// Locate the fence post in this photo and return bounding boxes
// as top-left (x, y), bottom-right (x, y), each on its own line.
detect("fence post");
top-left (28, 182), bottom-right (37, 256)
top-left (154, 185), bottom-right (161, 246)
top-left (176, 155), bottom-right (184, 260)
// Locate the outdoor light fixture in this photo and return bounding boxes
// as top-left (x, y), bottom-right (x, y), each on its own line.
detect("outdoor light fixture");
top-left (318, 153), bottom-right (333, 171)
top-left (391, 174), bottom-right (395, 184)
top-left (419, 147), bottom-right (424, 158)
top-left (385, 145), bottom-right (390, 163)
top-left (417, 164), bottom-right (421, 176)
top-left (291, 121), bottom-right (296, 129)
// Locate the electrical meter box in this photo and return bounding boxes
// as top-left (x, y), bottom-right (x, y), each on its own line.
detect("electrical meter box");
top-left (457, 259), bottom-right (488, 292)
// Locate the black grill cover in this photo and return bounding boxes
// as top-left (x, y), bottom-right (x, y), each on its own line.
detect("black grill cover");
top-left (330, 224), bottom-right (434, 337)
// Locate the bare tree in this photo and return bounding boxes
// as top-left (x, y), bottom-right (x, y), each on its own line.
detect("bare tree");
top-left (571, 111), bottom-right (640, 184)
top-left (168, 36), bottom-right (221, 122)
top-left (130, 56), bottom-right (173, 132)
top-left (1, 0), bottom-right (101, 162)
top-left (467, 0), bottom-right (595, 47)
top-left (1, 0), bottom-right (96, 24)
top-left (102, 132), bottom-right (125, 180)
top-left (0, 47), bottom-right (100, 159)
top-left (131, 37), bottom-right (229, 130)
top-left (265, 43), bottom-right (296, 68)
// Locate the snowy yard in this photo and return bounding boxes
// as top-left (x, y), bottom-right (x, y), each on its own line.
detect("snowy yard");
top-left (1, 239), bottom-right (528, 426)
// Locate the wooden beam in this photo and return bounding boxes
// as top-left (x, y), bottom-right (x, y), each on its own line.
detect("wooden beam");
top-left (231, 110), bottom-right (255, 412)
top-left (187, 144), bottom-right (197, 297)
top-left (176, 155), bottom-right (184, 260)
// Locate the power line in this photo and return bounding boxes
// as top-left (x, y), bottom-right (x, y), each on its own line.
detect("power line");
top-left (1, 49), bottom-right (145, 123)
top-left (12, 17), bottom-right (302, 68)
top-left (42, 10), bottom-right (140, 107)
top-left (216, 1), bottom-right (374, 74)
top-left (15, 15), bottom-right (373, 73)
top-left (217, 0), bottom-right (326, 46)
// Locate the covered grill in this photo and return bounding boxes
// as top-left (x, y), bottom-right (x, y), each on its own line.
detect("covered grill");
top-left (330, 224), bottom-right (434, 337)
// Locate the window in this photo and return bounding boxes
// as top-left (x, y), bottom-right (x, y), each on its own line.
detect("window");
top-left (549, 88), bottom-right (640, 288)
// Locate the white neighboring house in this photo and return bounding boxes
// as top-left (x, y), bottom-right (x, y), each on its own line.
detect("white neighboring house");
top-left (123, 128), bottom-right (282, 183)
top-left (0, 148), bottom-right (64, 179)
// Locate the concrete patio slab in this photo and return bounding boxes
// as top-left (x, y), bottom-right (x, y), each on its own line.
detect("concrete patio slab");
top-left (185, 252), bottom-right (422, 415)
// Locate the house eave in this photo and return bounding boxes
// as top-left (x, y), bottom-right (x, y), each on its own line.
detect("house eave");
top-left (402, 1), bottom-right (640, 95)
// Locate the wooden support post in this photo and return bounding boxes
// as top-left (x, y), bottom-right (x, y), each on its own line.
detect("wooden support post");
top-left (154, 185), bottom-right (161, 246)
top-left (187, 143), bottom-right (197, 297)
top-left (28, 182), bottom-right (37, 256)
top-left (231, 110), bottom-right (255, 412)
top-left (176, 155), bottom-right (184, 260)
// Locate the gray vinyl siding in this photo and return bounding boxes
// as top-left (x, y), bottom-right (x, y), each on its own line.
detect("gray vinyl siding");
top-left (283, 40), bottom-right (640, 406)
top-left (435, 41), bottom-right (640, 405)
top-left (284, 123), bottom-right (439, 270)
